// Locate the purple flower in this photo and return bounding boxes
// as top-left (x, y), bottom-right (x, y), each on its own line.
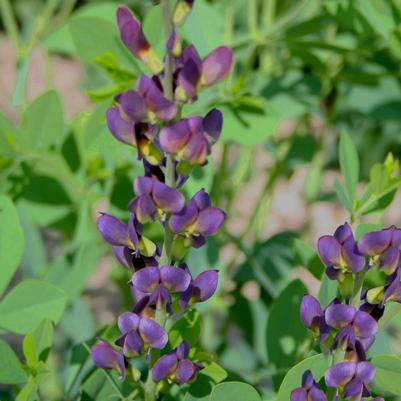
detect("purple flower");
top-left (170, 189), bottom-right (225, 248)
top-left (91, 340), bottom-right (126, 379)
top-left (115, 312), bottom-right (167, 357)
top-left (97, 213), bottom-right (156, 257)
top-left (367, 267), bottom-right (401, 305)
top-left (116, 6), bottom-right (163, 73)
top-left (179, 264), bottom-right (219, 310)
top-left (174, 45), bottom-right (233, 102)
top-left (290, 370), bottom-right (327, 401)
top-left (317, 223), bottom-right (365, 279)
top-left (130, 265), bottom-right (191, 308)
top-left (359, 226), bottom-right (401, 275)
top-left (159, 109), bottom-right (222, 167)
top-left (325, 361), bottom-right (375, 401)
top-left (128, 176), bottom-right (185, 224)
top-left (325, 304), bottom-right (377, 350)
top-left (300, 295), bottom-right (329, 342)
top-left (151, 341), bottom-right (203, 384)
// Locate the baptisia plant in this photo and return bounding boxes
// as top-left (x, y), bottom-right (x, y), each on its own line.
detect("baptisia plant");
top-left (90, 2), bottom-right (232, 400)
top-left (291, 223), bottom-right (401, 401)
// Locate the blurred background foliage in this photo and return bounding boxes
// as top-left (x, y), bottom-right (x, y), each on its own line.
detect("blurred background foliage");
top-left (2, 0), bottom-right (401, 400)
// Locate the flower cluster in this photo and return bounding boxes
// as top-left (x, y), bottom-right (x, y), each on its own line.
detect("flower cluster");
top-left (291, 223), bottom-right (401, 401)
top-left (91, 1), bottom-right (232, 394)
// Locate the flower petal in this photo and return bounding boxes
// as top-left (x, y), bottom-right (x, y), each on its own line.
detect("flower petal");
top-left (192, 269), bottom-right (219, 302)
top-left (170, 200), bottom-right (199, 233)
top-left (97, 213), bottom-right (130, 246)
top-left (317, 235), bottom-right (342, 266)
top-left (160, 265), bottom-right (191, 292)
top-left (152, 353), bottom-right (178, 381)
top-left (131, 266), bottom-right (160, 293)
top-left (342, 237), bottom-right (365, 273)
top-left (138, 75), bottom-right (177, 120)
top-left (134, 176), bottom-right (154, 195)
top-left (334, 222), bottom-right (353, 243)
top-left (106, 107), bottom-right (136, 146)
top-left (325, 304), bottom-right (356, 329)
top-left (117, 349), bottom-right (126, 381)
top-left (118, 312), bottom-right (140, 334)
top-left (176, 341), bottom-right (190, 360)
top-left (130, 194), bottom-right (158, 224)
top-left (91, 341), bottom-right (118, 369)
top-left (343, 377), bottom-right (363, 399)
top-left (359, 229), bottom-right (392, 256)
top-left (192, 189), bottom-right (211, 209)
top-left (379, 245), bottom-right (400, 275)
top-left (308, 386), bottom-right (328, 401)
top-left (203, 108), bottom-right (223, 144)
top-left (153, 181), bottom-right (185, 213)
top-left (176, 359), bottom-right (196, 384)
top-left (138, 316), bottom-right (168, 349)
top-left (177, 58), bottom-right (200, 99)
top-left (201, 46), bottom-right (233, 87)
top-left (353, 310), bottom-right (378, 339)
top-left (116, 90), bottom-right (147, 122)
top-left (123, 330), bottom-right (144, 356)
top-left (160, 119), bottom-right (191, 154)
top-left (300, 295), bottom-right (322, 329)
top-left (182, 132), bottom-right (209, 165)
top-left (194, 207), bottom-right (225, 236)
top-left (355, 361), bottom-right (375, 384)
top-left (325, 362), bottom-right (356, 387)
top-left (290, 388), bottom-right (307, 401)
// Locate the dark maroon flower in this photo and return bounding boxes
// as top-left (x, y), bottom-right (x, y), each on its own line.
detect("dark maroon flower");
top-left (115, 312), bottom-right (167, 357)
top-left (130, 265), bottom-right (191, 308)
top-left (151, 341), bottom-right (203, 384)
top-left (159, 109), bottom-right (222, 168)
top-left (169, 189), bottom-right (225, 249)
top-left (290, 370), bottom-right (327, 401)
top-left (325, 304), bottom-right (377, 350)
top-left (317, 223), bottom-right (365, 279)
top-left (359, 226), bottom-right (401, 275)
top-left (178, 264), bottom-right (218, 310)
top-left (116, 6), bottom-right (163, 73)
top-left (325, 361), bottom-right (375, 401)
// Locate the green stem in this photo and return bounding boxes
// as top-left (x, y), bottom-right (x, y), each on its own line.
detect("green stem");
top-left (350, 270), bottom-right (366, 307)
top-left (145, 2), bottom-right (175, 401)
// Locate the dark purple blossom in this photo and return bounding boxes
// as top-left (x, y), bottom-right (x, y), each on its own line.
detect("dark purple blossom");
top-left (179, 264), bottom-right (219, 310)
top-left (159, 109), bottom-right (222, 168)
top-left (325, 361), bottom-right (375, 401)
top-left (359, 226), bottom-right (401, 275)
top-left (130, 265), bottom-right (191, 308)
top-left (128, 176), bottom-right (185, 224)
top-left (290, 370), bottom-right (327, 401)
top-left (325, 303), bottom-right (377, 350)
top-left (300, 295), bottom-right (329, 342)
top-left (174, 45), bottom-right (233, 102)
top-left (97, 213), bottom-right (156, 257)
top-left (91, 340), bottom-right (126, 379)
top-left (115, 312), bottom-right (167, 357)
top-left (170, 189), bottom-right (225, 249)
top-left (317, 223), bottom-right (365, 279)
top-left (116, 6), bottom-right (163, 73)
top-left (151, 341), bottom-right (203, 384)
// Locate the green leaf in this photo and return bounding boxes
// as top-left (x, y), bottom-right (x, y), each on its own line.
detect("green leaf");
top-left (169, 309), bottom-right (201, 348)
top-left (372, 354), bottom-right (401, 395)
top-left (277, 354), bottom-right (328, 401)
top-left (355, 223), bottom-right (382, 240)
top-left (23, 319), bottom-right (54, 365)
top-left (201, 361), bottom-right (227, 384)
top-left (0, 280), bottom-right (67, 334)
top-left (334, 179), bottom-right (352, 212)
top-left (16, 377), bottom-right (38, 401)
top-left (339, 132), bottom-right (359, 205)
top-left (209, 382), bottom-right (261, 401)
top-left (266, 279), bottom-right (308, 370)
top-left (22, 90), bottom-right (64, 150)
top-left (0, 338), bottom-right (28, 384)
top-left (318, 274), bottom-right (338, 309)
top-left (0, 195), bottom-right (24, 296)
